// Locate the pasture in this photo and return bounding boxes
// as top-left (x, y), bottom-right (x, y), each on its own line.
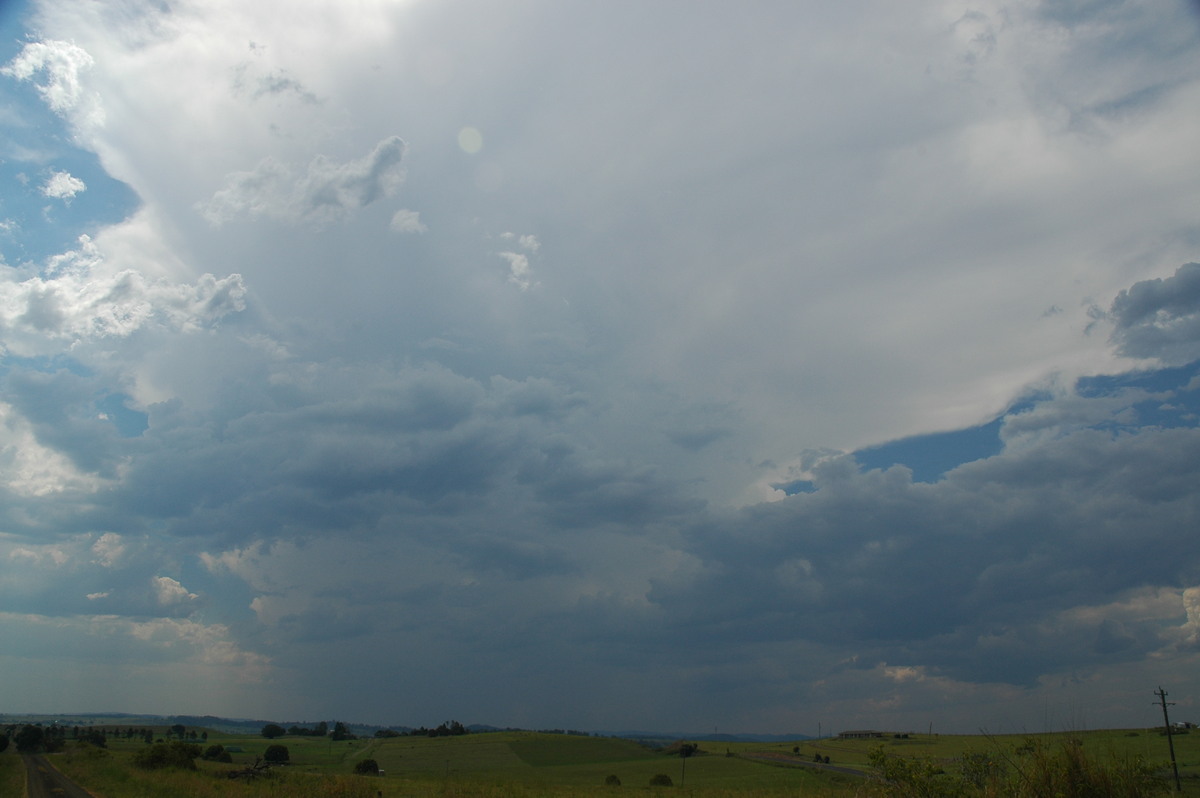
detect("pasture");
top-left (16, 723), bottom-right (1200, 797)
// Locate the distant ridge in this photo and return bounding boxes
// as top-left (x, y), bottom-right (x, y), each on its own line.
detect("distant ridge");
top-left (600, 730), bottom-right (812, 744)
top-left (0, 712), bottom-right (809, 742)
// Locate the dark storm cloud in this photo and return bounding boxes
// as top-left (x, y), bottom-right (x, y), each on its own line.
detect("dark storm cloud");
top-left (649, 416), bottom-right (1200, 686)
top-left (1109, 263), bottom-right (1200, 363)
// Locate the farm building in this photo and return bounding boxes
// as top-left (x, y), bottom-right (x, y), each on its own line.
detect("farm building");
top-left (838, 730), bottom-right (885, 739)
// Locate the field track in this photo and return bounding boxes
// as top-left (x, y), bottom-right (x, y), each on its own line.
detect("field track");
top-left (23, 753), bottom-right (96, 798)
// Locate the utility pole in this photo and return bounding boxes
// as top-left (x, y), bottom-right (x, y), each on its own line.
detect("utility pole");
top-left (1154, 686), bottom-right (1182, 792)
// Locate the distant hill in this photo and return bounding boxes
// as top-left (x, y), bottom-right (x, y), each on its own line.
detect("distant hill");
top-left (0, 712), bottom-right (808, 743)
top-left (600, 730), bottom-right (812, 745)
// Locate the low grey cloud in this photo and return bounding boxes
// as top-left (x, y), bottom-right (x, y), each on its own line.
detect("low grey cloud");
top-left (1109, 262), bottom-right (1200, 363)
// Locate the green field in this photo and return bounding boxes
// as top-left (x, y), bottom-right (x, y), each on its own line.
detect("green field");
top-left (16, 724), bottom-right (1200, 797)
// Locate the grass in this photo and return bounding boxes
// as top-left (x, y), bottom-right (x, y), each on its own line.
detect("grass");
top-left (0, 748), bottom-right (25, 796)
top-left (37, 725), bottom-right (1200, 797)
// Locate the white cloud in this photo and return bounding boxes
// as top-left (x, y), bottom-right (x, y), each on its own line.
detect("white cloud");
top-left (91, 532), bottom-right (125, 567)
top-left (41, 170), bottom-right (86, 200)
top-left (389, 208), bottom-right (427, 233)
top-left (153, 575), bottom-right (198, 606)
top-left (0, 235), bottom-right (246, 356)
top-left (200, 136), bottom-right (407, 227)
top-left (499, 251), bottom-right (534, 291)
top-left (0, 401), bottom-right (107, 497)
top-left (2, 39), bottom-right (100, 127)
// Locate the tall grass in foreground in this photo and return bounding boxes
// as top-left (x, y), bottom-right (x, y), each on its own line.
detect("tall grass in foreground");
top-left (0, 750), bottom-right (25, 796)
top-left (863, 737), bottom-right (1170, 798)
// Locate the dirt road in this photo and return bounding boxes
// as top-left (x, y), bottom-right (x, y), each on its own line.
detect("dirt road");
top-left (22, 754), bottom-right (95, 798)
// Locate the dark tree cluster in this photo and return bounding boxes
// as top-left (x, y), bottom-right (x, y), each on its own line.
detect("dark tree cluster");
top-left (408, 720), bottom-right (468, 737)
top-left (287, 721), bottom-right (328, 737)
top-left (261, 723), bottom-right (287, 739)
top-left (331, 721), bottom-right (357, 741)
top-left (203, 744), bottom-right (234, 763)
top-left (11, 724), bottom-right (65, 753)
top-left (133, 741), bottom-right (202, 770)
top-left (69, 726), bottom-right (158, 744)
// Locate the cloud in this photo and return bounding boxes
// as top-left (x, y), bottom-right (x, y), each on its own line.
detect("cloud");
top-left (2, 0), bottom-right (1200, 732)
top-left (1108, 262), bottom-right (1200, 364)
top-left (0, 235), bottom-right (246, 355)
top-left (41, 170), bottom-right (86, 200)
top-left (2, 39), bottom-right (99, 126)
top-left (389, 208), bottom-right (427, 233)
top-left (499, 251), bottom-right (534, 291)
top-left (200, 136), bottom-right (407, 226)
top-left (153, 576), bottom-right (198, 606)
top-left (91, 532), bottom-right (125, 567)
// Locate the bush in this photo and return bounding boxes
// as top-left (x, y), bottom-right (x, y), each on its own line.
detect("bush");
top-left (354, 758), bottom-right (380, 775)
top-left (132, 741), bottom-right (201, 770)
top-left (261, 723), bottom-right (286, 739)
top-left (604, 774), bottom-right (622, 786)
top-left (264, 744), bottom-right (290, 764)
top-left (649, 773), bottom-right (674, 786)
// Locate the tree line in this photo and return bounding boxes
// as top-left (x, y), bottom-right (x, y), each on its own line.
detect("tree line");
top-left (2, 722), bottom-right (208, 752)
top-left (264, 719), bottom-right (469, 740)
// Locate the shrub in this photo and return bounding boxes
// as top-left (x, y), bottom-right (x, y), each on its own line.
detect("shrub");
top-left (604, 774), bottom-right (622, 786)
top-left (354, 758), bottom-right (380, 775)
top-left (649, 773), bottom-right (674, 786)
top-left (202, 744), bottom-right (226, 760)
top-left (264, 744), bottom-right (290, 763)
top-left (132, 741), bottom-right (201, 770)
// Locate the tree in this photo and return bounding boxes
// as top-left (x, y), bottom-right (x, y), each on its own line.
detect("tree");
top-left (133, 741), bottom-right (201, 770)
top-left (15, 725), bottom-right (44, 753)
top-left (0, 734), bottom-right (8, 754)
top-left (261, 723), bottom-right (286, 739)
top-left (80, 729), bottom-right (107, 748)
top-left (354, 758), bottom-right (380, 775)
top-left (169, 723), bottom-right (186, 739)
top-left (264, 744), bottom-right (290, 764)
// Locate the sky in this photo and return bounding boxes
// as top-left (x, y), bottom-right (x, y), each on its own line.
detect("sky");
top-left (1, 0), bottom-right (1199, 737)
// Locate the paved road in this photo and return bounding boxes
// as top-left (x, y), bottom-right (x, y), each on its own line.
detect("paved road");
top-left (22, 754), bottom-right (95, 798)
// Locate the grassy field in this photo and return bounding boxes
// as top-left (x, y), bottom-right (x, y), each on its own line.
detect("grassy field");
top-left (0, 747), bottom-right (25, 796)
top-left (32, 725), bottom-right (1200, 797)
